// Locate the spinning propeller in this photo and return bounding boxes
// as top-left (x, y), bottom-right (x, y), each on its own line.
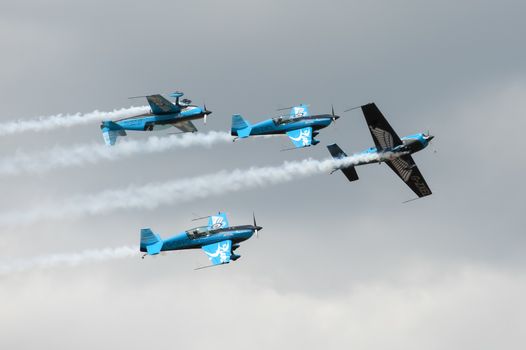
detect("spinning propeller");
top-left (253, 212), bottom-right (263, 238)
top-left (331, 104), bottom-right (340, 122)
top-left (203, 103), bottom-right (212, 124)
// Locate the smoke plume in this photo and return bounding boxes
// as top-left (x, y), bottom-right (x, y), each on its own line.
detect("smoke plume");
top-left (0, 131), bottom-right (232, 175)
top-left (0, 246), bottom-right (138, 275)
top-left (0, 106), bottom-right (149, 136)
top-left (0, 153), bottom-right (386, 226)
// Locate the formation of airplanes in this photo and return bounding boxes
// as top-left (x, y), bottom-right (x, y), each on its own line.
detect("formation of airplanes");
top-left (101, 91), bottom-right (435, 268)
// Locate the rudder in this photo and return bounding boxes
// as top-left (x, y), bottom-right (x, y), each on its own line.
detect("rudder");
top-left (140, 228), bottom-right (163, 255)
top-left (101, 121), bottom-right (126, 146)
top-left (231, 114), bottom-right (252, 138)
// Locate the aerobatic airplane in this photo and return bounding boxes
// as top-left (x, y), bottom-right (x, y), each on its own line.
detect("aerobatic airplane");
top-left (328, 103), bottom-right (434, 198)
top-left (231, 104), bottom-right (339, 149)
top-left (100, 92), bottom-right (212, 145)
top-left (140, 212), bottom-right (262, 269)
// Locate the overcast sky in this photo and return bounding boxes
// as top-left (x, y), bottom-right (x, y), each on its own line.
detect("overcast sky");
top-left (1, 1), bottom-right (525, 349)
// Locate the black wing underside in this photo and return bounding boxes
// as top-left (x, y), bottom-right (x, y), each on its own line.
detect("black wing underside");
top-left (385, 154), bottom-right (432, 198)
top-left (361, 103), bottom-right (403, 150)
top-left (146, 95), bottom-right (180, 114)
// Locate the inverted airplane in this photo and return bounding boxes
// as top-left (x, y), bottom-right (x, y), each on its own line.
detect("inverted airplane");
top-left (328, 103), bottom-right (434, 198)
top-left (140, 212), bottom-right (262, 269)
top-left (100, 92), bottom-right (212, 145)
top-left (230, 104), bottom-right (339, 149)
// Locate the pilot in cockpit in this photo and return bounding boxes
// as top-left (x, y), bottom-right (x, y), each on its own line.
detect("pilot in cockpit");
top-left (179, 98), bottom-right (192, 107)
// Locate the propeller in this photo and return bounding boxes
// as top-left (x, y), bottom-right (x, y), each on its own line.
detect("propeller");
top-left (422, 130), bottom-right (437, 153)
top-left (253, 212), bottom-right (262, 238)
top-left (203, 103), bottom-right (212, 124)
top-left (330, 104), bottom-right (341, 125)
top-left (331, 104), bottom-right (339, 122)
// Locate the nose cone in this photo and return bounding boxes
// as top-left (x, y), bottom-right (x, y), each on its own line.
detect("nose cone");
top-left (426, 135), bottom-right (434, 142)
top-left (254, 225), bottom-right (263, 232)
top-left (332, 115), bottom-right (340, 120)
top-left (204, 109), bottom-right (212, 115)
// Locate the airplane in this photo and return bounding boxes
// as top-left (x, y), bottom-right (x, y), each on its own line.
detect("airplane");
top-left (139, 212), bottom-right (262, 269)
top-left (327, 103), bottom-right (434, 198)
top-left (100, 92), bottom-right (212, 145)
top-left (230, 104), bottom-right (339, 149)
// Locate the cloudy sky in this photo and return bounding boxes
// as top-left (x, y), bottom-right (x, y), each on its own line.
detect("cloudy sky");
top-left (1, 0), bottom-right (525, 349)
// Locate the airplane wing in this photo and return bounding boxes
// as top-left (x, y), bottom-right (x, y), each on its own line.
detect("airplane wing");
top-left (286, 127), bottom-right (313, 148)
top-left (146, 94), bottom-right (180, 114)
top-left (385, 154), bottom-right (432, 198)
top-left (201, 240), bottom-right (232, 265)
top-left (172, 120), bottom-right (198, 133)
top-left (208, 213), bottom-right (229, 230)
top-left (361, 103), bottom-right (403, 150)
top-left (290, 104), bottom-right (309, 118)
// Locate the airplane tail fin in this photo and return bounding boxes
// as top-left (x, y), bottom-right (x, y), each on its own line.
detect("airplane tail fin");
top-left (101, 121), bottom-right (126, 146)
top-left (140, 228), bottom-right (163, 255)
top-left (327, 144), bottom-right (359, 182)
top-left (231, 114), bottom-right (252, 138)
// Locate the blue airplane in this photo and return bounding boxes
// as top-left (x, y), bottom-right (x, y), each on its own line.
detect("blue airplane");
top-left (230, 104), bottom-right (339, 149)
top-left (328, 103), bottom-right (434, 198)
top-left (139, 212), bottom-right (262, 268)
top-left (100, 92), bottom-right (212, 145)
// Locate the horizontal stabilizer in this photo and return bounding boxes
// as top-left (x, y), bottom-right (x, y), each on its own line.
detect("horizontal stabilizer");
top-left (341, 167), bottom-right (359, 182)
top-left (327, 143), bottom-right (359, 181)
top-left (327, 143), bottom-right (347, 158)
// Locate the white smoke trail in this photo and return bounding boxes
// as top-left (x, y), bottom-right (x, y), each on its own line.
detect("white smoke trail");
top-left (0, 131), bottom-right (233, 175)
top-left (0, 106), bottom-right (149, 136)
top-left (0, 153), bottom-right (388, 227)
top-left (0, 246), bottom-right (138, 275)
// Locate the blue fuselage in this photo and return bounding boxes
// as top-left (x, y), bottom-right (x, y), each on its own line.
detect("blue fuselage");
top-left (140, 225), bottom-right (256, 253)
top-left (232, 114), bottom-right (334, 137)
top-left (103, 106), bottom-right (207, 131)
top-left (354, 133), bottom-right (433, 165)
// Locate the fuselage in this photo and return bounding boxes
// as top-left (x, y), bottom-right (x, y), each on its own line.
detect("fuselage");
top-left (140, 225), bottom-right (256, 253)
top-left (232, 114), bottom-right (334, 137)
top-left (103, 105), bottom-right (208, 131)
top-left (353, 133), bottom-right (433, 166)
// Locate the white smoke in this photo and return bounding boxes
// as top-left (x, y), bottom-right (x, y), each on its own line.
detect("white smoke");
top-left (0, 131), bottom-right (233, 175)
top-left (0, 106), bottom-right (150, 136)
top-left (0, 153), bottom-right (387, 227)
top-left (0, 246), bottom-right (138, 275)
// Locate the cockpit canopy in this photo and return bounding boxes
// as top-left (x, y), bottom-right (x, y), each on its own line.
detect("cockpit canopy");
top-left (180, 98), bottom-right (192, 106)
top-left (272, 115), bottom-right (297, 125)
top-left (185, 226), bottom-right (210, 239)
